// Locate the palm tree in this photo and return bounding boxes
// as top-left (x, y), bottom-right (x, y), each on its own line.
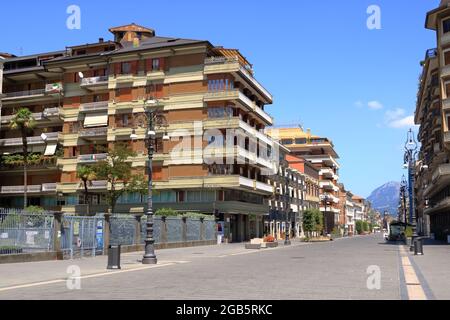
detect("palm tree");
top-left (9, 108), bottom-right (36, 209)
top-left (77, 165), bottom-right (97, 215)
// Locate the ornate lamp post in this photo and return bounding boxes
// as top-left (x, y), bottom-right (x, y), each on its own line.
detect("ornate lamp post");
top-left (403, 129), bottom-right (418, 250)
top-left (400, 175), bottom-right (407, 225)
top-left (321, 193), bottom-right (331, 236)
top-left (131, 98), bottom-right (169, 265)
top-left (284, 168), bottom-right (291, 245)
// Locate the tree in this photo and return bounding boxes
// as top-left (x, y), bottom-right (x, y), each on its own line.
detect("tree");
top-left (92, 143), bottom-right (137, 214)
top-left (303, 209), bottom-right (323, 238)
top-left (355, 220), bottom-right (363, 235)
top-left (9, 108), bottom-right (36, 209)
top-left (76, 165), bottom-right (97, 215)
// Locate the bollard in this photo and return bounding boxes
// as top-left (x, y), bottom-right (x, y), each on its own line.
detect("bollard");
top-left (107, 245), bottom-right (121, 269)
top-left (414, 238), bottom-right (424, 256)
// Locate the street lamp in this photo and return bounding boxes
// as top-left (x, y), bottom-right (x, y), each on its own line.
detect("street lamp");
top-left (284, 168), bottom-right (291, 245)
top-left (400, 175), bottom-right (407, 225)
top-left (404, 128), bottom-right (418, 250)
top-left (322, 193), bottom-right (331, 236)
top-left (130, 98), bottom-right (169, 265)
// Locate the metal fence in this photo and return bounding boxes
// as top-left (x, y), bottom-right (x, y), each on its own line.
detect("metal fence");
top-left (60, 215), bottom-right (103, 259)
top-left (1, 209), bottom-right (218, 259)
top-left (0, 209), bottom-right (54, 254)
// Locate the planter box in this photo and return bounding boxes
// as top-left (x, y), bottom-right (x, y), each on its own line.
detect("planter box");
top-left (265, 242), bottom-right (278, 248)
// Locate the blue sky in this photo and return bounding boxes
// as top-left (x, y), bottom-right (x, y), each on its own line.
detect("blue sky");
top-left (0, 0), bottom-right (439, 197)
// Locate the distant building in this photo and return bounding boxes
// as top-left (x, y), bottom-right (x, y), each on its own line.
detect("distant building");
top-left (267, 127), bottom-right (340, 234)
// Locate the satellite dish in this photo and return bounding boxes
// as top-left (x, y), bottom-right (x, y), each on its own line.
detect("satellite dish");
top-left (78, 72), bottom-right (84, 79)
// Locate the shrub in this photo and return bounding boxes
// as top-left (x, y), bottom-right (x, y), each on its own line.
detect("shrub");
top-left (0, 246), bottom-right (23, 255)
top-left (182, 212), bottom-right (214, 220)
top-left (154, 208), bottom-right (179, 217)
top-left (264, 235), bottom-right (275, 243)
top-left (355, 220), bottom-right (363, 234)
top-left (362, 221), bottom-right (369, 232)
top-left (25, 206), bottom-right (45, 214)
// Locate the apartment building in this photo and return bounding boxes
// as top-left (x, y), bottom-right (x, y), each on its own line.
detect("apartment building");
top-left (352, 195), bottom-right (365, 223)
top-left (414, 0), bottom-right (450, 241)
top-left (267, 143), bottom-right (306, 239)
top-left (285, 154), bottom-right (319, 210)
top-left (267, 127), bottom-right (340, 234)
top-left (0, 24), bottom-right (277, 242)
top-left (338, 184), bottom-right (355, 236)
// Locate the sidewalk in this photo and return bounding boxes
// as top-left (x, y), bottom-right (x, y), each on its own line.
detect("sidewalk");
top-left (408, 239), bottom-right (450, 300)
top-left (0, 240), bottom-right (305, 290)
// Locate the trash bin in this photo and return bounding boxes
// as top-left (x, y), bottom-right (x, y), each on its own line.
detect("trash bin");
top-left (414, 237), bottom-right (424, 256)
top-left (107, 245), bottom-right (121, 269)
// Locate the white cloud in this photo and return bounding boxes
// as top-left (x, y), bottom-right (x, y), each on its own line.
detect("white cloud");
top-left (367, 100), bottom-right (384, 110)
top-left (384, 108), bottom-right (418, 129)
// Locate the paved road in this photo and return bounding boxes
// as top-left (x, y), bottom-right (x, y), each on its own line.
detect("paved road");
top-left (0, 234), bottom-right (447, 300)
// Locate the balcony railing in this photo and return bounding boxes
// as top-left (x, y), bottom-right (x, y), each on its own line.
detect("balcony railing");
top-left (1, 108), bottom-right (60, 124)
top-left (77, 153), bottom-right (108, 163)
top-left (79, 101), bottom-right (109, 112)
top-left (42, 183), bottom-right (57, 192)
top-left (79, 127), bottom-right (107, 138)
top-left (4, 89), bottom-right (46, 98)
top-left (0, 132), bottom-right (59, 147)
top-left (80, 76), bottom-right (108, 86)
top-left (0, 185), bottom-right (42, 194)
top-left (81, 180), bottom-right (108, 190)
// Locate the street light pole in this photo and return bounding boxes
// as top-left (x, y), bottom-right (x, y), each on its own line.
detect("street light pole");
top-left (131, 99), bottom-right (168, 265)
top-left (284, 168), bottom-right (291, 245)
top-left (404, 129), bottom-right (418, 251)
top-left (142, 107), bottom-right (157, 265)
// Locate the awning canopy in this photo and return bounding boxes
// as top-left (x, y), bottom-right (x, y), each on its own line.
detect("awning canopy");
top-left (84, 112), bottom-right (108, 128)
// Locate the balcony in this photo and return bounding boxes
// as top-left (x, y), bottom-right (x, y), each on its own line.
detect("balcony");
top-left (0, 185), bottom-right (42, 194)
top-left (83, 180), bottom-right (108, 190)
top-left (319, 181), bottom-right (337, 190)
top-left (79, 101), bottom-right (109, 113)
top-left (441, 65), bottom-right (450, 78)
top-left (42, 183), bottom-right (57, 192)
top-left (204, 89), bottom-right (273, 125)
top-left (319, 168), bottom-right (334, 178)
top-left (77, 153), bottom-right (108, 164)
top-left (1, 108), bottom-right (60, 124)
top-left (444, 131), bottom-right (450, 144)
top-left (80, 76), bottom-right (108, 91)
top-left (204, 56), bottom-right (273, 103)
top-left (443, 98), bottom-right (450, 111)
top-left (0, 132), bottom-right (59, 147)
top-left (2, 83), bottom-right (63, 104)
top-left (304, 155), bottom-right (340, 169)
top-left (79, 127), bottom-right (107, 139)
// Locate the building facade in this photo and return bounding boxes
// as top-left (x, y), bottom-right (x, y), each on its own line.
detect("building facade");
top-left (0, 24), bottom-right (280, 242)
top-left (267, 127), bottom-right (340, 234)
top-left (415, 1), bottom-right (450, 241)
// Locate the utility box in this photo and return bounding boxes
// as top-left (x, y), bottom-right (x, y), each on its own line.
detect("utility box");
top-left (107, 245), bottom-right (121, 269)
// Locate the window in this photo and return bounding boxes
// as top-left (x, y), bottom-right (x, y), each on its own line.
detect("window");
top-left (444, 19), bottom-right (450, 34)
top-left (121, 62), bottom-right (131, 74)
top-left (281, 139), bottom-right (293, 145)
top-left (295, 138), bottom-right (307, 144)
top-left (152, 58), bottom-right (160, 71)
top-left (122, 114), bottom-right (129, 127)
top-left (208, 106), bottom-right (233, 119)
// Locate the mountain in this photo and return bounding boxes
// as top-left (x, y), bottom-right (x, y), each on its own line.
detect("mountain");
top-left (367, 181), bottom-right (400, 215)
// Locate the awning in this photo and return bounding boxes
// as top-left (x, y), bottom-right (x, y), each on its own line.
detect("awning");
top-left (44, 144), bottom-right (57, 156)
top-left (84, 112), bottom-right (108, 128)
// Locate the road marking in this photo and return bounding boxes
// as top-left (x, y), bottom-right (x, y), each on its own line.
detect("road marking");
top-left (398, 245), bottom-right (427, 300)
top-left (0, 261), bottom-right (185, 293)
